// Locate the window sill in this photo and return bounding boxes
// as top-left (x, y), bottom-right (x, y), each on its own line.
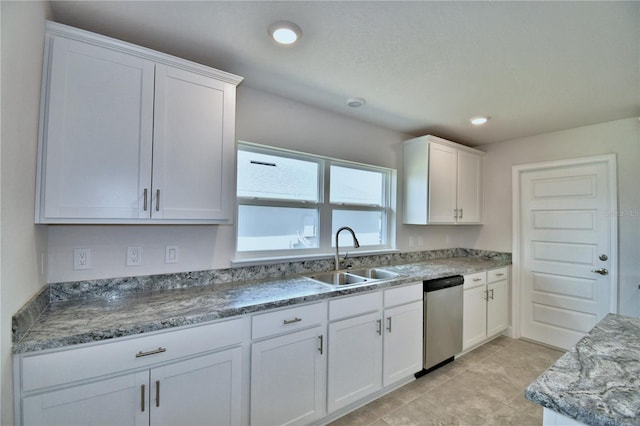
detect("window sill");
top-left (231, 248), bottom-right (400, 268)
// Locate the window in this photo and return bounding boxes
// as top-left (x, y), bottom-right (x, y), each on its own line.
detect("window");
top-left (236, 142), bottom-right (396, 259)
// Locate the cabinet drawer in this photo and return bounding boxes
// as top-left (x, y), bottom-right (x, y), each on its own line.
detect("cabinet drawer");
top-left (252, 302), bottom-right (325, 340)
top-left (464, 272), bottom-right (487, 289)
top-left (329, 291), bottom-right (382, 321)
top-left (487, 267), bottom-right (509, 283)
top-left (20, 318), bottom-right (244, 392)
top-left (384, 283), bottom-right (422, 307)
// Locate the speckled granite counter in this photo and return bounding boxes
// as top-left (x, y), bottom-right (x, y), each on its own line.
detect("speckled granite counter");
top-left (13, 249), bottom-right (511, 354)
top-left (526, 314), bottom-right (640, 426)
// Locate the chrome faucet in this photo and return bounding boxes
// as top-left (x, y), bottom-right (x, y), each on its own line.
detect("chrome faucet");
top-left (335, 226), bottom-right (360, 270)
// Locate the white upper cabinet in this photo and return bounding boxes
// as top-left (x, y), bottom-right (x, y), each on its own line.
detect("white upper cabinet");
top-left (403, 135), bottom-right (484, 225)
top-left (35, 22), bottom-right (242, 224)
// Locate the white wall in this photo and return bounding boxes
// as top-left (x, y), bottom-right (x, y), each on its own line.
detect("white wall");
top-left (476, 118), bottom-right (640, 316)
top-left (46, 85), bottom-right (481, 282)
top-left (1, 2), bottom-right (52, 424)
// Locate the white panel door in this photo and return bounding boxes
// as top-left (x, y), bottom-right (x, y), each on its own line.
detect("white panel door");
top-left (327, 312), bottom-right (382, 412)
top-left (427, 143), bottom-right (457, 223)
top-left (457, 150), bottom-right (483, 223)
top-left (152, 65), bottom-right (234, 221)
top-left (382, 301), bottom-right (423, 386)
top-left (22, 371), bottom-right (148, 426)
top-left (42, 36), bottom-right (154, 220)
top-left (250, 327), bottom-right (326, 425)
top-left (150, 347), bottom-right (243, 426)
top-left (519, 158), bottom-right (615, 349)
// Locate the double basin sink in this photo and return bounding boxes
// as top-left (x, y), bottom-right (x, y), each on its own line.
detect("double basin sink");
top-left (307, 268), bottom-right (400, 287)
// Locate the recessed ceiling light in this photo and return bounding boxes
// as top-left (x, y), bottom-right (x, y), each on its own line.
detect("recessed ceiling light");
top-left (268, 21), bottom-right (302, 45)
top-left (470, 116), bottom-right (490, 125)
top-left (346, 97), bottom-right (366, 108)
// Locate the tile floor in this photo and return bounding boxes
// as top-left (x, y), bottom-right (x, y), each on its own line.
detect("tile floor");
top-left (329, 336), bottom-right (564, 426)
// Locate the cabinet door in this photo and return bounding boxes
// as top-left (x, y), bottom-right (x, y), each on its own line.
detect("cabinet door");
top-left (150, 347), bottom-right (243, 426)
top-left (39, 36), bottom-right (154, 221)
top-left (463, 285), bottom-right (488, 351)
top-left (456, 150), bottom-right (483, 223)
top-left (22, 371), bottom-right (148, 426)
top-left (382, 301), bottom-right (423, 386)
top-left (427, 143), bottom-right (457, 223)
top-left (487, 280), bottom-right (509, 338)
top-left (327, 312), bottom-right (382, 412)
top-left (152, 65), bottom-right (235, 221)
top-left (250, 327), bottom-right (326, 425)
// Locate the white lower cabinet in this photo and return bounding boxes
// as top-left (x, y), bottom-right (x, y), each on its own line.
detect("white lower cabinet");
top-left (16, 319), bottom-right (244, 426)
top-left (463, 267), bottom-right (510, 351)
top-left (382, 299), bottom-right (423, 386)
top-left (249, 303), bottom-right (327, 426)
top-left (327, 293), bottom-right (383, 412)
top-left (327, 283), bottom-right (423, 415)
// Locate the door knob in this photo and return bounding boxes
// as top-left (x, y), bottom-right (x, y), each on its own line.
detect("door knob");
top-left (592, 268), bottom-right (609, 276)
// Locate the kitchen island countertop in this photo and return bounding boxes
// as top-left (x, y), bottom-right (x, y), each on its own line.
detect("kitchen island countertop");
top-left (525, 314), bottom-right (640, 426)
top-left (13, 253), bottom-right (510, 354)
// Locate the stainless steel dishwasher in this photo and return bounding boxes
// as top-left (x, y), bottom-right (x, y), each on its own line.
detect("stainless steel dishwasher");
top-left (422, 275), bottom-right (464, 373)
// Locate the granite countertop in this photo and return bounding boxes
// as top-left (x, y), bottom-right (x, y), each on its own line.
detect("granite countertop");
top-left (13, 251), bottom-right (511, 355)
top-left (526, 314), bottom-right (640, 426)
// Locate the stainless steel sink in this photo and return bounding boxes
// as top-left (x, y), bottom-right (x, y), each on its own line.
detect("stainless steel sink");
top-left (308, 271), bottom-right (368, 286)
top-left (307, 268), bottom-right (399, 287)
top-left (346, 268), bottom-right (399, 280)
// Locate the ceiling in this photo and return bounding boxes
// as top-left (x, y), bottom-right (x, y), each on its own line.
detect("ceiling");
top-left (49, 1), bottom-right (640, 146)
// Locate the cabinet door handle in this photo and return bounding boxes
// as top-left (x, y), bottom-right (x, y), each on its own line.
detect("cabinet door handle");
top-left (155, 189), bottom-right (160, 211)
top-left (155, 380), bottom-right (160, 408)
top-left (141, 384), bottom-right (145, 412)
top-left (318, 335), bottom-right (324, 354)
top-left (453, 209), bottom-right (458, 219)
top-left (484, 290), bottom-right (489, 301)
top-left (387, 316), bottom-right (392, 333)
top-left (459, 208), bottom-right (463, 219)
top-left (135, 347), bottom-right (167, 358)
top-left (377, 319), bottom-right (382, 335)
top-left (143, 188), bottom-right (148, 211)
top-left (283, 317), bottom-right (302, 325)
top-left (490, 289), bottom-right (494, 300)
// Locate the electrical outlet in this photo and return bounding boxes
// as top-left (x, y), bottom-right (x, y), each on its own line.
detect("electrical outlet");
top-left (73, 248), bottom-right (91, 270)
top-left (165, 245), bottom-right (179, 264)
top-left (127, 247), bottom-right (142, 266)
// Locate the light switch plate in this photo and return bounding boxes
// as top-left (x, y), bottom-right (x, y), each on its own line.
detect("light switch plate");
top-left (165, 245), bottom-right (179, 264)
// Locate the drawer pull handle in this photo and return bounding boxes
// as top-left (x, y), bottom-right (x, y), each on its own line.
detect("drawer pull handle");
top-left (136, 347), bottom-right (167, 358)
top-left (283, 317), bottom-right (302, 325)
top-left (495, 273), bottom-right (505, 277)
top-left (473, 278), bottom-right (482, 281)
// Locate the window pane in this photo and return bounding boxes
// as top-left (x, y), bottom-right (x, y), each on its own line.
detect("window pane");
top-left (237, 205), bottom-right (319, 251)
top-left (330, 165), bottom-right (384, 206)
top-left (237, 149), bottom-right (319, 202)
top-left (332, 210), bottom-right (384, 247)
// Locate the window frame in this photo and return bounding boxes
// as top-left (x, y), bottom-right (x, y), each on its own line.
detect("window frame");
top-left (235, 141), bottom-right (396, 261)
